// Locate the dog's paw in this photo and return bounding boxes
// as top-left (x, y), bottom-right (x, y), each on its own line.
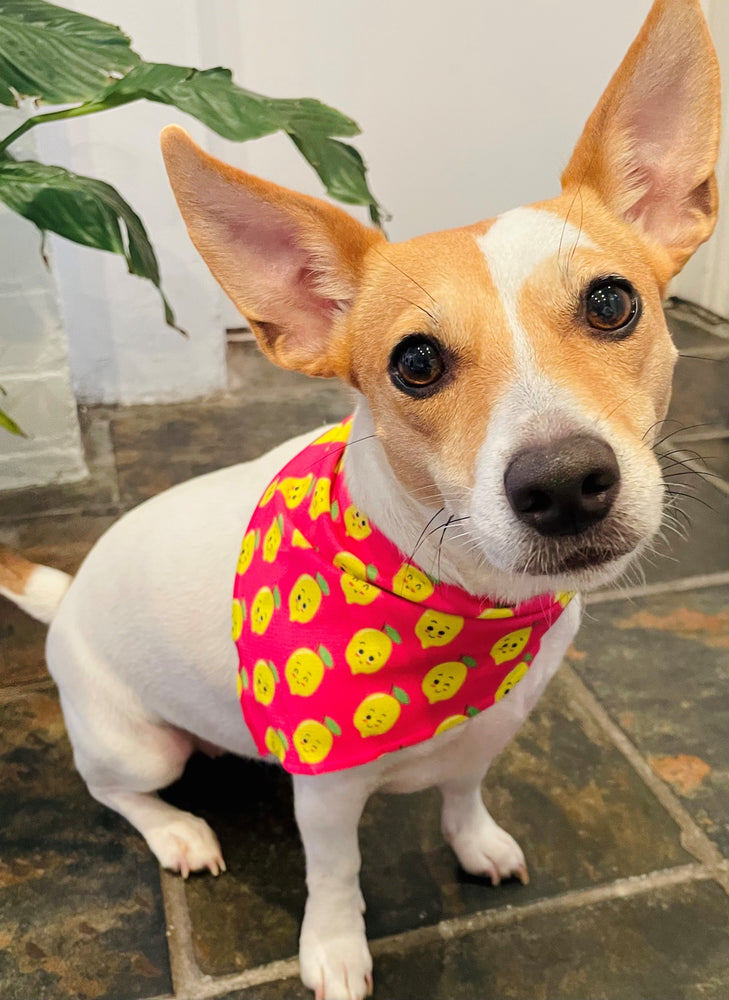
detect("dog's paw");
top-left (146, 812), bottom-right (226, 878)
top-left (299, 905), bottom-right (373, 1000)
top-left (448, 818), bottom-right (528, 886)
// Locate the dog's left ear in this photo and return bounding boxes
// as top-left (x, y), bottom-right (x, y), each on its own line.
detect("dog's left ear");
top-left (161, 125), bottom-right (384, 378)
top-left (562, 0), bottom-right (721, 278)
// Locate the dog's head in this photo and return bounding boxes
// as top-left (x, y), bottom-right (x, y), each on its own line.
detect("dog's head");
top-left (162, 0), bottom-right (720, 602)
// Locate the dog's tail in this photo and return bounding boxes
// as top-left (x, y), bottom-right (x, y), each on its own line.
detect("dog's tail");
top-left (0, 544), bottom-right (72, 624)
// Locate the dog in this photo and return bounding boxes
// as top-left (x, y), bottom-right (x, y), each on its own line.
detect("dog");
top-left (0, 1), bottom-right (720, 997)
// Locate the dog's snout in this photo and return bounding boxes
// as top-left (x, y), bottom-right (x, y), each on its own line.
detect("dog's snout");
top-left (504, 435), bottom-right (620, 537)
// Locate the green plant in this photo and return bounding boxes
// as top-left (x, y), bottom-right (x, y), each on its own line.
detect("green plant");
top-left (0, 0), bottom-right (382, 435)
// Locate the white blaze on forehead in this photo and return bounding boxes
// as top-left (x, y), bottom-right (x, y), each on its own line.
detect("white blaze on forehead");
top-left (475, 207), bottom-right (593, 372)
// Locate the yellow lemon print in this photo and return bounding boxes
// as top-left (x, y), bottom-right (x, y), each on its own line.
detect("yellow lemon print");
top-left (259, 479), bottom-right (279, 508)
top-left (353, 687), bottom-right (409, 737)
top-left (293, 717), bottom-right (341, 765)
top-left (231, 598), bottom-right (246, 641)
top-left (495, 661), bottom-right (530, 700)
top-left (265, 726), bottom-right (288, 762)
top-left (334, 551), bottom-right (366, 577)
top-left (415, 610), bottom-right (464, 648)
top-left (434, 714), bottom-right (468, 736)
top-left (346, 625), bottom-right (400, 674)
top-left (340, 573), bottom-right (380, 606)
top-left (253, 659), bottom-right (278, 705)
top-left (309, 478), bottom-right (331, 520)
top-left (278, 475), bottom-right (313, 509)
top-left (263, 516), bottom-right (283, 563)
top-left (555, 590), bottom-right (576, 608)
top-left (292, 528), bottom-right (313, 549)
top-left (314, 422), bottom-right (352, 445)
top-left (422, 661), bottom-right (468, 703)
top-left (478, 606), bottom-right (514, 620)
top-left (251, 586), bottom-right (280, 635)
top-left (393, 564), bottom-right (435, 603)
top-left (289, 573), bottom-right (329, 623)
top-left (237, 529), bottom-right (258, 575)
top-left (285, 645), bottom-right (332, 696)
top-left (344, 505), bottom-right (372, 540)
top-left (491, 627), bottom-right (532, 665)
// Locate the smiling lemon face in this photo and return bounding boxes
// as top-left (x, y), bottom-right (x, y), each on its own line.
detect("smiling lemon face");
top-left (346, 628), bottom-right (393, 674)
top-left (393, 564), bottom-right (434, 602)
top-left (251, 587), bottom-right (275, 635)
top-left (253, 659), bottom-right (277, 705)
top-left (422, 661), bottom-right (468, 703)
top-left (289, 574), bottom-right (323, 623)
top-left (278, 474), bottom-right (313, 509)
top-left (285, 648), bottom-right (326, 696)
top-left (491, 627), bottom-right (531, 665)
top-left (344, 505), bottom-right (372, 540)
top-left (237, 530), bottom-right (257, 575)
top-left (293, 720), bottom-right (334, 765)
top-left (353, 692), bottom-right (402, 737)
top-left (309, 478), bottom-right (331, 519)
top-left (415, 610), bottom-right (464, 648)
top-left (495, 660), bottom-right (530, 700)
top-left (262, 517), bottom-right (282, 563)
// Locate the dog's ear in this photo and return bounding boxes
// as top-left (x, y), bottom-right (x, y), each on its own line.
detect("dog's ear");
top-left (562, 0), bottom-right (721, 278)
top-left (161, 126), bottom-right (384, 377)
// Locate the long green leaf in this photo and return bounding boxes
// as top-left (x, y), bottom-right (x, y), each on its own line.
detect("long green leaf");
top-left (90, 63), bottom-right (381, 219)
top-left (0, 0), bottom-right (140, 106)
top-left (0, 386), bottom-right (24, 435)
top-left (0, 159), bottom-right (182, 332)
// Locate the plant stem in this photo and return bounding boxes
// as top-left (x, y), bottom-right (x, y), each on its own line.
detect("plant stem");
top-left (0, 100), bottom-right (122, 155)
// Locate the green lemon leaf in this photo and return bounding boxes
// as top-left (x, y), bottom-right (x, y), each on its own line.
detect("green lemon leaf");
top-left (461, 655), bottom-right (477, 669)
top-left (466, 705), bottom-right (480, 717)
top-left (330, 499), bottom-right (340, 521)
top-left (240, 598), bottom-right (247, 621)
top-left (324, 716), bottom-right (341, 736)
top-left (318, 645), bottom-right (334, 668)
top-left (392, 686), bottom-right (410, 705)
top-left (277, 729), bottom-right (289, 750)
top-left (268, 661), bottom-right (279, 684)
top-left (366, 564), bottom-right (378, 581)
top-left (273, 585), bottom-right (281, 609)
top-left (239, 667), bottom-right (249, 690)
top-left (383, 624), bottom-right (401, 645)
top-left (315, 573), bottom-right (330, 596)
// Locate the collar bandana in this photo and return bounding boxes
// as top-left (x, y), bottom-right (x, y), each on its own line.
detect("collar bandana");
top-left (232, 417), bottom-right (574, 775)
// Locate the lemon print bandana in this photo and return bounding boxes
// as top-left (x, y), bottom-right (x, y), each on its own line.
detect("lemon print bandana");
top-left (233, 417), bottom-right (575, 775)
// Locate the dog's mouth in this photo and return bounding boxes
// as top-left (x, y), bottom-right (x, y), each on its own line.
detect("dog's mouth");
top-left (514, 525), bottom-right (641, 579)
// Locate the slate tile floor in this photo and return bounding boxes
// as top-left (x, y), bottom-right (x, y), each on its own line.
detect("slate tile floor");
top-left (0, 305), bottom-right (728, 1000)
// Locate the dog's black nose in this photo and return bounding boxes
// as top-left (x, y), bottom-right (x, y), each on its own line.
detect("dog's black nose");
top-left (504, 435), bottom-right (620, 537)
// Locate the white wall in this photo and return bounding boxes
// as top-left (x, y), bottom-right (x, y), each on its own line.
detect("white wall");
top-left (36, 0), bottom-right (227, 405)
top-left (0, 108), bottom-right (86, 490)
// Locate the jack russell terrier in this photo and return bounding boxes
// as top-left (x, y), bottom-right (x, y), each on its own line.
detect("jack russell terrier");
top-left (0, 1), bottom-right (720, 997)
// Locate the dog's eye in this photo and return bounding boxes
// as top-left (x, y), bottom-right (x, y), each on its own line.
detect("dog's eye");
top-left (389, 335), bottom-right (447, 395)
top-left (584, 277), bottom-right (641, 338)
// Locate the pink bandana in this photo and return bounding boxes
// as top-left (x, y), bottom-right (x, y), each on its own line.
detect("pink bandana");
top-left (232, 417), bottom-right (574, 775)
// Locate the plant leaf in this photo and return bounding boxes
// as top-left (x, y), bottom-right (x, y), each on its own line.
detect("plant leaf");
top-left (90, 62), bottom-right (381, 219)
top-left (0, 0), bottom-right (140, 106)
top-left (0, 158), bottom-right (183, 332)
top-left (0, 402), bottom-right (24, 436)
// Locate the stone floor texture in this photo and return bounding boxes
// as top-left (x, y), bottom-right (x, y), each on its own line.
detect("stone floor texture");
top-left (1, 304), bottom-right (728, 999)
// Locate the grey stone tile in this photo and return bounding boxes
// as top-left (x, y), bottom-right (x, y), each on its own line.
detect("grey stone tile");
top-left (570, 585), bottom-right (729, 853)
top-left (666, 311), bottom-right (729, 353)
top-left (223, 879), bottom-right (729, 1000)
top-left (164, 671), bottom-right (689, 977)
top-left (667, 351), bottom-right (729, 431)
top-left (0, 690), bottom-right (171, 1000)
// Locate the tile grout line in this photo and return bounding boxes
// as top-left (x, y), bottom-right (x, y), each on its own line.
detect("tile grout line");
top-left (178, 863), bottom-right (713, 999)
top-left (160, 870), bottom-right (210, 1000)
top-left (588, 569), bottom-right (729, 605)
top-left (560, 664), bottom-right (729, 887)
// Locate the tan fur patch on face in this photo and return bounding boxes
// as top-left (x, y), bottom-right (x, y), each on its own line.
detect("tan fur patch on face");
top-left (347, 224), bottom-right (517, 501)
top-left (0, 545), bottom-right (34, 595)
top-left (344, 189), bottom-right (676, 507)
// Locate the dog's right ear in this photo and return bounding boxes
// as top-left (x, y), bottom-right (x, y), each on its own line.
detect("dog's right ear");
top-left (161, 126), bottom-right (384, 378)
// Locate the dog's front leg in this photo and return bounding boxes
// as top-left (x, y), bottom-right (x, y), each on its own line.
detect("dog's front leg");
top-left (293, 771), bottom-right (373, 1000)
top-left (440, 769), bottom-right (528, 886)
